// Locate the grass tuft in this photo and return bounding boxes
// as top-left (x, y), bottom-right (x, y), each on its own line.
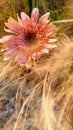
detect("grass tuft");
top-left (10, 0), bottom-right (17, 20)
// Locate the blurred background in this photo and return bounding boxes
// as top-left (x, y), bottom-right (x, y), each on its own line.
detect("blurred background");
top-left (0, 0), bottom-right (73, 35)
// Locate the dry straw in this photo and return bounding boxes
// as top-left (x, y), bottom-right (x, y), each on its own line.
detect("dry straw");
top-left (0, 34), bottom-right (73, 130)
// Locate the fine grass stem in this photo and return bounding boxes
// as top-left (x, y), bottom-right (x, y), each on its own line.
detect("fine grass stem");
top-left (10, 0), bottom-right (17, 20)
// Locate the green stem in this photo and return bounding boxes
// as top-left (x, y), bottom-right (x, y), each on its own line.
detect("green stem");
top-left (32, 0), bottom-right (36, 9)
top-left (28, 0), bottom-right (32, 15)
top-left (52, 19), bottom-right (73, 24)
top-left (0, 30), bottom-right (5, 34)
top-left (28, 0), bottom-right (38, 15)
top-left (10, 0), bottom-right (17, 20)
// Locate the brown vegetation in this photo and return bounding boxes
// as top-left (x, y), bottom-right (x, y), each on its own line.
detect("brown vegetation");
top-left (0, 35), bottom-right (73, 130)
top-left (0, 0), bottom-right (73, 130)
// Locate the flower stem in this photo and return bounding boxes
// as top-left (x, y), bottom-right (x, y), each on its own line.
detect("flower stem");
top-left (32, 0), bottom-right (37, 9)
top-left (28, 0), bottom-right (38, 15)
top-left (10, 0), bottom-right (17, 20)
top-left (0, 30), bottom-right (6, 35)
top-left (52, 19), bottom-right (73, 24)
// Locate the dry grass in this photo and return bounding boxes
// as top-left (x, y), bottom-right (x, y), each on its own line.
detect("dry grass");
top-left (0, 34), bottom-right (73, 130)
top-left (0, 0), bottom-right (73, 130)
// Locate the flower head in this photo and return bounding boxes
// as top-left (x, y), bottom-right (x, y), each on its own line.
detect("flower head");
top-left (0, 8), bottom-right (57, 68)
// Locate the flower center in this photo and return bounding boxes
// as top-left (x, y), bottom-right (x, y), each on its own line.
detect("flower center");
top-left (25, 32), bottom-right (37, 44)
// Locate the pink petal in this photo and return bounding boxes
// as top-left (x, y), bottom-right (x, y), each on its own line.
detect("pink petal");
top-left (21, 12), bottom-right (30, 21)
top-left (15, 52), bottom-right (29, 66)
top-left (39, 23), bottom-right (56, 37)
top-left (48, 39), bottom-right (57, 42)
top-left (0, 35), bottom-right (12, 43)
top-left (45, 44), bottom-right (57, 48)
top-left (5, 17), bottom-right (21, 32)
top-left (38, 12), bottom-right (50, 25)
top-left (4, 56), bottom-right (11, 61)
top-left (41, 49), bottom-right (49, 53)
top-left (46, 32), bottom-right (53, 37)
top-left (3, 49), bottom-right (17, 61)
top-left (15, 54), bottom-right (24, 66)
top-left (4, 27), bottom-right (14, 33)
top-left (3, 53), bottom-right (14, 61)
top-left (2, 37), bottom-right (17, 51)
top-left (25, 58), bottom-right (32, 68)
top-left (32, 52), bottom-right (39, 61)
top-left (31, 8), bottom-right (39, 24)
top-left (17, 14), bottom-right (24, 26)
top-left (7, 49), bottom-right (17, 57)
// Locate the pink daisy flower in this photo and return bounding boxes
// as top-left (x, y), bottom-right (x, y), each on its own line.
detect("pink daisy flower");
top-left (0, 8), bottom-right (57, 68)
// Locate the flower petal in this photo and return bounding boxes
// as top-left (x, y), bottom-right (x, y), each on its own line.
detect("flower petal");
top-left (41, 49), bottom-right (49, 54)
top-left (25, 59), bottom-right (32, 69)
top-left (39, 23), bottom-right (56, 38)
top-left (45, 44), bottom-right (57, 48)
top-left (31, 8), bottom-right (39, 24)
top-left (3, 49), bottom-right (17, 61)
top-left (1, 8), bottom-right (57, 68)
top-left (17, 14), bottom-right (24, 26)
top-left (38, 12), bottom-right (50, 25)
top-left (5, 17), bottom-right (21, 32)
top-left (4, 27), bottom-right (14, 33)
top-left (0, 35), bottom-right (12, 43)
top-left (32, 52), bottom-right (38, 60)
top-left (4, 56), bottom-right (11, 61)
top-left (2, 37), bottom-right (17, 51)
top-left (46, 32), bottom-right (53, 37)
top-left (48, 39), bottom-right (57, 42)
top-left (21, 12), bottom-right (30, 21)
top-left (15, 51), bottom-right (29, 66)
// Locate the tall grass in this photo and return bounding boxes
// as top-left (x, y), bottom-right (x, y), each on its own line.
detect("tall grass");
top-left (0, 1), bottom-right (73, 130)
top-left (10, 0), bottom-right (17, 20)
top-left (0, 35), bottom-right (73, 130)
top-left (28, 0), bottom-right (38, 15)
